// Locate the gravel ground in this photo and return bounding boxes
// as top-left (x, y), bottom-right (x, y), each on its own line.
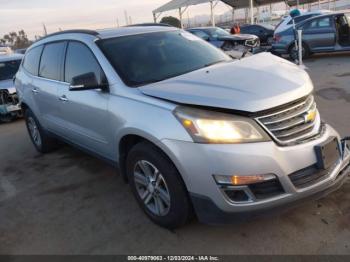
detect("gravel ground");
top-left (0, 52), bottom-right (349, 255)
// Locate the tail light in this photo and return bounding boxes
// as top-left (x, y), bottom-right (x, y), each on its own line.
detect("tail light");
top-left (273, 34), bottom-right (282, 43)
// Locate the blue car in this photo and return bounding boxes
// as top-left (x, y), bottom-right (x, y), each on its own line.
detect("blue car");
top-left (187, 27), bottom-right (260, 52)
top-left (272, 11), bottom-right (350, 60)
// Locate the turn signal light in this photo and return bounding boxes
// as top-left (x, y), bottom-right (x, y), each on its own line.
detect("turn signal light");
top-left (214, 174), bottom-right (276, 186)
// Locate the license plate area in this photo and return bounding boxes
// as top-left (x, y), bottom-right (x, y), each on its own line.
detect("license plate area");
top-left (315, 137), bottom-right (340, 170)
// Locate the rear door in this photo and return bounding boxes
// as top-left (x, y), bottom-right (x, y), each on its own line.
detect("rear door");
top-left (301, 16), bottom-right (336, 51)
top-left (32, 42), bottom-right (66, 131)
top-left (56, 41), bottom-right (111, 157)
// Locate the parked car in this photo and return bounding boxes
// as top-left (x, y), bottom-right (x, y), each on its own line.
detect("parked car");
top-left (0, 45), bottom-right (12, 55)
top-left (16, 27), bottom-right (350, 229)
top-left (240, 24), bottom-right (274, 45)
top-left (0, 54), bottom-right (23, 122)
top-left (15, 48), bottom-right (27, 55)
top-left (187, 27), bottom-right (260, 58)
top-left (274, 10), bottom-right (332, 34)
top-left (273, 11), bottom-right (350, 60)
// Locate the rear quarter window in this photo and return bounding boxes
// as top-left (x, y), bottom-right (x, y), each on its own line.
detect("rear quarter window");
top-left (23, 45), bottom-right (43, 76)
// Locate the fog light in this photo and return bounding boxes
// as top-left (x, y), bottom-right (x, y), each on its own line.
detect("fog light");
top-left (214, 174), bottom-right (276, 186)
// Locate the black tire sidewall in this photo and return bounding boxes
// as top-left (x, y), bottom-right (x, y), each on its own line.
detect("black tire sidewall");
top-left (126, 142), bottom-right (191, 229)
top-left (25, 109), bottom-right (44, 152)
top-left (24, 108), bottom-right (58, 153)
top-left (289, 43), bottom-right (309, 60)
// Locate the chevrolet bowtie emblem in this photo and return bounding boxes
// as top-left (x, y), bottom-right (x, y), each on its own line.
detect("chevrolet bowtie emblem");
top-left (304, 109), bottom-right (317, 123)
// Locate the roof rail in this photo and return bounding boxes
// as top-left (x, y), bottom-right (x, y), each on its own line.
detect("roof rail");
top-left (126, 23), bottom-right (172, 27)
top-left (36, 29), bottom-right (99, 42)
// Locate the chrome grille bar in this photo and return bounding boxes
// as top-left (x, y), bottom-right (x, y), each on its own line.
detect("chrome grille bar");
top-left (255, 95), bottom-right (321, 146)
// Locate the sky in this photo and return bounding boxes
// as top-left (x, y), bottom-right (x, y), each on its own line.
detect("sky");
top-left (0, 0), bottom-right (231, 39)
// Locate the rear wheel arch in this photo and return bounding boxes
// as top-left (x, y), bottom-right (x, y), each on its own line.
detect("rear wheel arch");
top-left (288, 41), bottom-right (311, 60)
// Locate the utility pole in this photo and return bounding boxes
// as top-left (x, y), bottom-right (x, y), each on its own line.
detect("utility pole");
top-left (179, 8), bottom-right (183, 28)
top-left (187, 10), bottom-right (190, 28)
top-left (124, 10), bottom-right (128, 26)
top-left (116, 18), bottom-right (119, 27)
top-left (250, 0), bottom-right (254, 24)
top-left (42, 23), bottom-right (47, 36)
top-left (210, 1), bottom-right (215, 27)
top-left (129, 16), bottom-right (132, 25)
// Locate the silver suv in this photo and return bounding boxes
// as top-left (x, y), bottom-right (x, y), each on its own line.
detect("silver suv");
top-left (15, 26), bottom-right (350, 228)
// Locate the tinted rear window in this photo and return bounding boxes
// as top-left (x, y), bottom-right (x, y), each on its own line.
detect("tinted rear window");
top-left (23, 46), bottom-right (43, 76)
top-left (0, 60), bottom-right (21, 81)
top-left (39, 42), bottom-right (66, 81)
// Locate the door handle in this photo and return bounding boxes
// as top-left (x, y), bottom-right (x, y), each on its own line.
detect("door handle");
top-left (59, 95), bottom-right (68, 102)
top-left (32, 88), bottom-right (39, 94)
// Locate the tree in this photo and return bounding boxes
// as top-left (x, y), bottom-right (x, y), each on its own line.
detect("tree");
top-left (0, 30), bottom-right (32, 49)
top-left (160, 16), bottom-right (181, 28)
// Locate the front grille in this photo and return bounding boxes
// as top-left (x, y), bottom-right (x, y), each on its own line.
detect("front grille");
top-left (289, 164), bottom-right (334, 189)
top-left (0, 90), bottom-right (19, 105)
top-left (245, 38), bottom-right (259, 48)
top-left (255, 95), bottom-right (321, 145)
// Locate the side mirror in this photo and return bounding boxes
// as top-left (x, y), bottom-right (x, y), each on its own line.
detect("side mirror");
top-left (69, 72), bottom-right (108, 91)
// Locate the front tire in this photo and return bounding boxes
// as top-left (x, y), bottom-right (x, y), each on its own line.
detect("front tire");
top-left (126, 142), bottom-right (192, 229)
top-left (25, 109), bottom-right (59, 153)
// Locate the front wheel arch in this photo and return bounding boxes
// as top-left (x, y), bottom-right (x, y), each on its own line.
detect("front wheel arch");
top-left (118, 134), bottom-right (189, 190)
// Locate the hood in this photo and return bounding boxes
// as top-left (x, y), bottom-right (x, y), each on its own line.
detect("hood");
top-left (0, 79), bottom-right (16, 94)
top-left (139, 53), bottom-right (313, 113)
top-left (217, 34), bottom-right (258, 41)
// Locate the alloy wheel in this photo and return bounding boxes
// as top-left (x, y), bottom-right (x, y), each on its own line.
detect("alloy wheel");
top-left (27, 117), bottom-right (42, 147)
top-left (133, 160), bottom-right (171, 216)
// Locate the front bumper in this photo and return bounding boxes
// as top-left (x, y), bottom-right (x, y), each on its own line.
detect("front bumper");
top-left (0, 89), bottom-right (21, 116)
top-left (161, 124), bottom-right (350, 224)
top-left (0, 103), bottom-right (21, 114)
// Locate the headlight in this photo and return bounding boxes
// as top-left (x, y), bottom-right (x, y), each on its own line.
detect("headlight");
top-left (173, 106), bottom-right (270, 144)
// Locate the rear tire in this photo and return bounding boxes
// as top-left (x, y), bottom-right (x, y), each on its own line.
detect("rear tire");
top-left (289, 42), bottom-right (310, 61)
top-left (126, 142), bottom-right (192, 229)
top-left (24, 109), bottom-right (60, 153)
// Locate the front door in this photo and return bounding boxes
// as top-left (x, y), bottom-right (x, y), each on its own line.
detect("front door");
top-left (56, 41), bottom-right (112, 158)
top-left (301, 16), bottom-right (336, 51)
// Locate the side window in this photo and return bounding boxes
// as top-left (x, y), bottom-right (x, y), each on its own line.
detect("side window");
top-left (64, 42), bottom-right (104, 84)
top-left (288, 15), bottom-right (312, 25)
top-left (190, 30), bottom-right (209, 40)
top-left (318, 17), bottom-right (331, 27)
top-left (39, 42), bottom-right (66, 81)
top-left (23, 45), bottom-right (43, 76)
top-left (304, 17), bottom-right (331, 29)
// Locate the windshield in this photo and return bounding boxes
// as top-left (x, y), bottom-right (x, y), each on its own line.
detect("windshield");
top-left (205, 27), bottom-right (230, 38)
top-left (0, 60), bottom-right (21, 81)
top-left (98, 30), bottom-right (230, 87)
